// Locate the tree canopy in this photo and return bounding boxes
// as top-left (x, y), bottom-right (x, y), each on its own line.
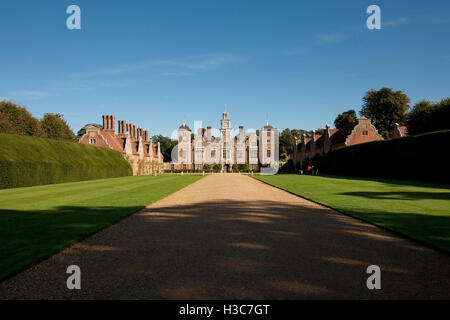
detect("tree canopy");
top-left (334, 109), bottom-right (357, 129)
top-left (0, 100), bottom-right (77, 142)
top-left (0, 100), bottom-right (45, 137)
top-left (151, 135), bottom-right (178, 162)
top-left (407, 98), bottom-right (450, 135)
top-left (41, 113), bottom-right (77, 142)
top-left (360, 88), bottom-right (410, 138)
top-left (279, 128), bottom-right (309, 161)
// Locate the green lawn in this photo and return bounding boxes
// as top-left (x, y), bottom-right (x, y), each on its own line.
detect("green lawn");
top-left (0, 174), bottom-right (202, 280)
top-left (255, 174), bottom-right (450, 252)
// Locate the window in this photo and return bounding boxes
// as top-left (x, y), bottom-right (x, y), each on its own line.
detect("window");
top-left (223, 149), bottom-right (227, 159)
top-left (250, 150), bottom-right (257, 158)
top-left (267, 149), bottom-right (271, 158)
top-left (195, 150), bottom-right (203, 161)
top-left (211, 150), bottom-right (216, 158)
top-left (183, 164), bottom-right (186, 170)
top-left (89, 138), bottom-right (96, 144)
top-left (237, 150), bottom-right (242, 159)
top-left (266, 131), bottom-right (270, 137)
top-left (362, 130), bottom-right (368, 136)
top-left (171, 164), bottom-right (174, 170)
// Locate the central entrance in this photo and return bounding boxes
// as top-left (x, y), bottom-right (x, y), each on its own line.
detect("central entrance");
top-left (223, 164), bottom-right (230, 173)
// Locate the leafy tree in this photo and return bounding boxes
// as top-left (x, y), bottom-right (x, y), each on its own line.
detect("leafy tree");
top-left (0, 100), bottom-right (45, 137)
top-left (334, 109), bottom-right (357, 129)
top-left (151, 135), bottom-right (178, 162)
top-left (0, 112), bottom-right (20, 135)
top-left (279, 129), bottom-right (294, 161)
top-left (360, 88), bottom-right (410, 138)
top-left (407, 98), bottom-right (450, 135)
top-left (213, 164), bottom-right (222, 172)
top-left (40, 113), bottom-right (77, 142)
top-left (77, 123), bottom-right (102, 138)
top-left (232, 164), bottom-right (238, 171)
top-left (279, 128), bottom-right (310, 161)
top-left (203, 163), bottom-right (212, 171)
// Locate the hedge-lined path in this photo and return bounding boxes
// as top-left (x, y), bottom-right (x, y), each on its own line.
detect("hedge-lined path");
top-left (1, 174), bottom-right (449, 299)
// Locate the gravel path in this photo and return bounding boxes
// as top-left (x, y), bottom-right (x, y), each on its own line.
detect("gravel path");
top-left (1, 174), bottom-right (449, 299)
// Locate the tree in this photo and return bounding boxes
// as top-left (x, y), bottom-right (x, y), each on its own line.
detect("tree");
top-left (407, 98), bottom-right (450, 135)
top-left (151, 135), bottom-right (178, 162)
top-left (0, 112), bottom-right (20, 135)
top-left (360, 88), bottom-right (410, 138)
top-left (77, 123), bottom-right (102, 138)
top-left (279, 128), bottom-right (310, 161)
top-left (40, 113), bottom-right (77, 142)
top-left (279, 129), bottom-right (294, 161)
top-left (203, 163), bottom-right (212, 171)
top-left (213, 164), bottom-right (222, 172)
top-left (334, 109), bottom-right (357, 129)
top-left (0, 100), bottom-right (45, 137)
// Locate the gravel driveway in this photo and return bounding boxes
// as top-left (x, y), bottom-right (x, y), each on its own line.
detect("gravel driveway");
top-left (1, 174), bottom-right (449, 299)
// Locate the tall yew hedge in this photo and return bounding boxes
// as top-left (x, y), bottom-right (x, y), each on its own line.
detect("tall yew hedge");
top-left (0, 133), bottom-right (132, 189)
top-left (314, 130), bottom-right (450, 184)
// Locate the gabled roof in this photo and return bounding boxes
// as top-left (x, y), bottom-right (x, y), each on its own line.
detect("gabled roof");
top-left (100, 130), bottom-right (125, 153)
top-left (331, 123), bottom-right (357, 145)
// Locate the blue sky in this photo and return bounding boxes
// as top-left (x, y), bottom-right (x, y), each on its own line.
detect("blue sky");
top-left (1, 0), bottom-right (449, 137)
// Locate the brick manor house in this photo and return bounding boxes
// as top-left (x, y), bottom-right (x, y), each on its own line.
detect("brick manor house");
top-left (169, 110), bottom-right (279, 172)
top-left (291, 116), bottom-right (384, 169)
top-left (79, 115), bottom-right (164, 175)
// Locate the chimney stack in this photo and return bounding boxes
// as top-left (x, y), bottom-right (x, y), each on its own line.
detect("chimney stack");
top-left (111, 115), bottom-right (116, 132)
top-left (207, 126), bottom-right (212, 141)
top-left (198, 128), bottom-right (204, 137)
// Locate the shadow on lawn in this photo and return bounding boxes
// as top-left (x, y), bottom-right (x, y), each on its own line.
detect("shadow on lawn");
top-left (1, 200), bottom-right (450, 299)
top-left (338, 191), bottom-right (450, 201)
top-left (321, 174), bottom-right (450, 190)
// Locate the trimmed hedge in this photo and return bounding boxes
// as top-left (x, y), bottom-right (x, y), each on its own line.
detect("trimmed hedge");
top-left (314, 130), bottom-right (450, 184)
top-left (0, 133), bottom-right (132, 189)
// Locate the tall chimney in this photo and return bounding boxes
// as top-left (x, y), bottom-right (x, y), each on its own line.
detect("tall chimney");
top-left (111, 115), bottom-right (116, 132)
top-left (239, 126), bottom-right (244, 141)
top-left (198, 128), bottom-right (204, 137)
top-left (144, 130), bottom-right (149, 142)
top-left (207, 126), bottom-right (212, 141)
top-left (102, 115), bottom-right (107, 130)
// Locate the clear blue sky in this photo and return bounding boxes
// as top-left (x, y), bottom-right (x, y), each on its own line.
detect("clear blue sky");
top-left (1, 0), bottom-right (449, 137)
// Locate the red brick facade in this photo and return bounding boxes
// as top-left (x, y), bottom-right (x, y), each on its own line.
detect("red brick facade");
top-left (291, 116), bottom-right (383, 168)
top-left (79, 115), bottom-right (164, 175)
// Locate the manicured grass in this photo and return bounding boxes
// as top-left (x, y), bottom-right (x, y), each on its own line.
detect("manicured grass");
top-left (254, 174), bottom-right (450, 252)
top-left (0, 174), bottom-right (203, 280)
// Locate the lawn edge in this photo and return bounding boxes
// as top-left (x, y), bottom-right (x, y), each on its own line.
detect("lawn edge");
top-left (252, 175), bottom-right (450, 256)
top-left (0, 175), bottom-right (204, 283)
